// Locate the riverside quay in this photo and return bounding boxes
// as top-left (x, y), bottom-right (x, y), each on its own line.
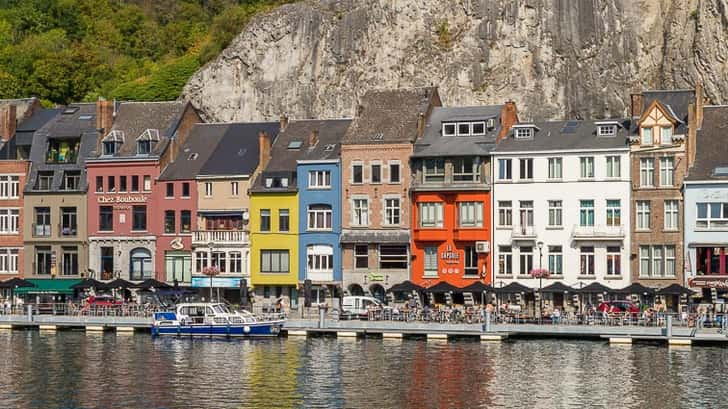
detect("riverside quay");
top-left (1, 84), bottom-right (728, 322)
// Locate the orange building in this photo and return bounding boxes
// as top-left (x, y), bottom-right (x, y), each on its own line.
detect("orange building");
top-left (410, 104), bottom-right (517, 288)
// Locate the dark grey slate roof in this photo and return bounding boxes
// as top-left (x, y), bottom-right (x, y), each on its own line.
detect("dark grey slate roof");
top-left (199, 122), bottom-right (280, 177)
top-left (15, 108), bottom-right (63, 145)
top-left (342, 87), bottom-right (439, 145)
top-left (493, 119), bottom-right (631, 153)
top-left (25, 103), bottom-right (100, 193)
top-left (250, 119), bottom-right (350, 193)
top-left (413, 106), bottom-right (502, 157)
top-left (685, 106), bottom-right (728, 182)
top-left (96, 101), bottom-right (187, 159)
top-left (632, 90), bottom-right (695, 135)
top-left (159, 123), bottom-right (226, 181)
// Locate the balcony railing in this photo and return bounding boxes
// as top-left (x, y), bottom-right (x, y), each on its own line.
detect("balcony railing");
top-left (59, 224), bottom-right (77, 237)
top-left (571, 225), bottom-right (625, 241)
top-left (33, 223), bottom-right (51, 237)
top-left (511, 225), bottom-right (537, 240)
top-left (193, 230), bottom-right (249, 244)
top-left (306, 271), bottom-right (334, 282)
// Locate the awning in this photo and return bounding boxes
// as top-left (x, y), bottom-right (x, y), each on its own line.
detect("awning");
top-left (688, 242), bottom-right (728, 248)
top-left (541, 282), bottom-right (576, 293)
top-left (426, 281), bottom-right (462, 293)
top-left (14, 279), bottom-right (82, 295)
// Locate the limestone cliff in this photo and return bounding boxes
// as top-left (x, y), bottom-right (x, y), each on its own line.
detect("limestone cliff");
top-left (182, 0), bottom-right (728, 122)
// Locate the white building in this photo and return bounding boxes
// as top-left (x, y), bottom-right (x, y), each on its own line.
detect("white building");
top-left (491, 120), bottom-right (632, 307)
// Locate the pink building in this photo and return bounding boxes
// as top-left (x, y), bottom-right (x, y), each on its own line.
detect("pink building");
top-left (85, 101), bottom-right (200, 282)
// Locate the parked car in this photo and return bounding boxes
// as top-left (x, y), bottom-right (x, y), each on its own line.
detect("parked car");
top-left (341, 296), bottom-right (385, 319)
top-left (597, 300), bottom-right (640, 315)
top-left (84, 295), bottom-right (123, 308)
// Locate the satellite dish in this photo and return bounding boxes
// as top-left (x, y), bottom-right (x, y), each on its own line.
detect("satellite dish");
top-left (242, 211), bottom-right (250, 221)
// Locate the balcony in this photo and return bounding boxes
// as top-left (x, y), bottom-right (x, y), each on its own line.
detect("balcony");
top-left (193, 230), bottom-right (249, 245)
top-left (306, 271), bottom-right (335, 282)
top-left (571, 225), bottom-right (625, 241)
top-left (511, 225), bottom-right (537, 241)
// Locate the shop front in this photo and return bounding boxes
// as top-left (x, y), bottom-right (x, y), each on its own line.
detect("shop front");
top-left (191, 275), bottom-right (247, 304)
top-left (14, 278), bottom-right (82, 307)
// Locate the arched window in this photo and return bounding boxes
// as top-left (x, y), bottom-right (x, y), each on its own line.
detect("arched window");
top-left (348, 284), bottom-right (364, 296)
top-left (369, 284), bottom-right (386, 302)
top-left (130, 248), bottom-right (152, 280)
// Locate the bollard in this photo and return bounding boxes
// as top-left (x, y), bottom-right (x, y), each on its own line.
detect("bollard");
top-left (666, 315), bottom-right (673, 338)
top-left (26, 305), bottom-right (32, 322)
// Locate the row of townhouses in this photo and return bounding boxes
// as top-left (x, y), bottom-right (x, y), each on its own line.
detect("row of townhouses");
top-left (0, 84), bottom-right (725, 310)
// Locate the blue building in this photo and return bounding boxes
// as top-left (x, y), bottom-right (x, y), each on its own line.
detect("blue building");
top-left (684, 105), bottom-right (728, 301)
top-left (294, 119), bottom-right (351, 305)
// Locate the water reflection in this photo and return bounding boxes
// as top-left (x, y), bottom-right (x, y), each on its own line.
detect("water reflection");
top-left (0, 331), bottom-right (727, 408)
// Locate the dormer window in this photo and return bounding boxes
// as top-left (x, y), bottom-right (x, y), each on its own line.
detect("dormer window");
top-left (514, 126), bottom-right (534, 139)
top-left (443, 122), bottom-right (487, 137)
top-left (281, 178), bottom-right (289, 187)
top-left (597, 125), bottom-right (616, 137)
top-left (641, 127), bottom-right (653, 145)
top-left (136, 128), bottom-right (159, 155)
top-left (103, 141), bottom-right (118, 156)
top-left (137, 140), bottom-right (151, 155)
top-left (102, 130), bottom-right (124, 156)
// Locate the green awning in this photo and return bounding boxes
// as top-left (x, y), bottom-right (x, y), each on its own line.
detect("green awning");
top-left (14, 279), bottom-right (82, 295)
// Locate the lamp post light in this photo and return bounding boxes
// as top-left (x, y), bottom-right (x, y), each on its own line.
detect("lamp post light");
top-left (537, 240), bottom-right (544, 323)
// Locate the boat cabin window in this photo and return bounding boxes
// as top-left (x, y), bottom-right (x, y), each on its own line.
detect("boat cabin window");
top-left (206, 307), bottom-right (215, 315)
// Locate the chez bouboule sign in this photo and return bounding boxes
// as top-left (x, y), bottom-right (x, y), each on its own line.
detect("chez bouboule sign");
top-left (97, 195), bottom-right (148, 204)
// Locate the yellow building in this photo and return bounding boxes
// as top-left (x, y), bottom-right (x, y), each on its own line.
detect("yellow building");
top-left (249, 118), bottom-right (306, 308)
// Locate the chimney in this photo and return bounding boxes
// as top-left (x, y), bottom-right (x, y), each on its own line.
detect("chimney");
top-left (96, 98), bottom-right (114, 135)
top-left (695, 82), bottom-right (704, 129)
top-left (416, 112), bottom-right (425, 139)
top-left (0, 104), bottom-right (17, 142)
top-left (279, 114), bottom-right (289, 132)
top-left (258, 131), bottom-right (271, 170)
top-left (630, 93), bottom-right (644, 118)
top-left (687, 102), bottom-right (698, 167)
top-left (497, 100), bottom-right (519, 143)
top-left (309, 129), bottom-right (318, 147)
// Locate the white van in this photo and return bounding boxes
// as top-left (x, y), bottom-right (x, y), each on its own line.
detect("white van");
top-left (341, 296), bottom-right (383, 318)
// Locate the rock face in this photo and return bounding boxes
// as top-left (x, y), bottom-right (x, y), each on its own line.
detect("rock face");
top-left (182, 0), bottom-right (728, 122)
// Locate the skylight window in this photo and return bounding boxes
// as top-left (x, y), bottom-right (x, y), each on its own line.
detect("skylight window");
top-left (78, 115), bottom-right (93, 120)
top-left (62, 107), bottom-right (79, 115)
top-left (288, 140), bottom-right (303, 149)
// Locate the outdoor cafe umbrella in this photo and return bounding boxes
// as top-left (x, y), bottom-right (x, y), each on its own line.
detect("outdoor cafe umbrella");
top-left (615, 283), bottom-right (655, 295)
top-left (134, 278), bottom-right (172, 290)
top-left (461, 282), bottom-right (493, 304)
top-left (540, 282), bottom-right (576, 293)
top-left (71, 278), bottom-right (108, 290)
top-left (655, 283), bottom-right (694, 296)
top-left (494, 282), bottom-right (532, 294)
top-left (426, 281), bottom-right (462, 293)
top-left (386, 280), bottom-right (424, 293)
top-left (0, 277), bottom-right (34, 289)
top-left (105, 278), bottom-right (134, 289)
top-left (575, 282), bottom-right (613, 294)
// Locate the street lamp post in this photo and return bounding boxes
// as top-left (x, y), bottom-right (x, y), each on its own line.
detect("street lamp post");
top-left (537, 241), bottom-right (544, 323)
top-left (208, 241), bottom-right (214, 301)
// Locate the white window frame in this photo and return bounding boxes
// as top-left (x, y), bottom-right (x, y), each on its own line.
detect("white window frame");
top-left (519, 158), bottom-right (533, 180)
top-left (0, 176), bottom-right (20, 199)
top-left (0, 248), bottom-right (18, 273)
top-left (547, 157), bottom-right (562, 179)
top-left (384, 197), bottom-right (401, 226)
top-left (453, 157), bottom-right (480, 182)
top-left (664, 200), bottom-right (679, 231)
top-left (261, 250), bottom-right (289, 273)
top-left (579, 156), bottom-right (594, 179)
top-left (598, 125), bottom-right (616, 137)
top-left (205, 182), bottom-right (213, 197)
top-left (548, 245), bottom-right (563, 275)
top-left (498, 246), bottom-right (512, 276)
top-left (661, 126), bottom-right (673, 145)
top-left (458, 201), bottom-right (483, 227)
top-left (515, 127), bottom-right (533, 139)
top-left (442, 123), bottom-right (456, 136)
top-left (696, 202), bottom-right (728, 229)
top-left (640, 158), bottom-right (654, 187)
top-left (308, 204), bottom-right (332, 231)
top-left (497, 159), bottom-right (512, 181)
top-left (580, 247), bottom-right (595, 276)
top-left (636, 201), bottom-right (651, 230)
top-left (423, 159), bottom-right (445, 183)
top-left (641, 127), bottom-right (653, 145)
top-left (606, 246), bottom-right (621, 276)
top-left (231, 181), bottom-right (239, 196)
top-left (419, 202), bottom-right (443, 228)
top-left (659, 156), bottom-right (674, 187)
top-left (498, 201), bottom-right (512, 227)
top-left (519, 247), bottom-right (533, 276)
top-left (606, 156), bottom-right (620, 178)
top-left (307, 245), bottom-right (334, 273)
top-left (352, 197), bottom-right (369, 226)
top-left (424, 246), bottom-right (438, 277)
top-left (464, 246), bottom-right (478, 276)
top-left (229, 251), bottom-right (242, 274)
top-left (308, 170), bottom-right (332, 189)
top-left (547, 200), bottom-right (562, 227)
top-left (606, 199), bottom-right (621, 227)
top-left (0, 208), bottom-right (19, 234)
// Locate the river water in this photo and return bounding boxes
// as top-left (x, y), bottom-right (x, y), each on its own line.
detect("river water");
top-left (0, 331), bottom-right (726, 409)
